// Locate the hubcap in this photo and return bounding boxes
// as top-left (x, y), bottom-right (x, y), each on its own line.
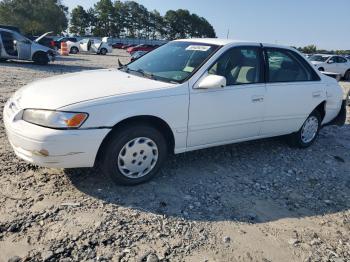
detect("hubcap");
top-left (117, 137), bottom-right (158, 178)
top-left (301, 116), bottom-right (319, 143)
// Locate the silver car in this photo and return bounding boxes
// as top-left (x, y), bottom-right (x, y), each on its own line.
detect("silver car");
top-left (0, 29), bottom-right (55, 65)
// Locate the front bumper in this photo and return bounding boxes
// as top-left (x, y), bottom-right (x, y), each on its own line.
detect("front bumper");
top-left (3, 103), bottom-right (110, 168)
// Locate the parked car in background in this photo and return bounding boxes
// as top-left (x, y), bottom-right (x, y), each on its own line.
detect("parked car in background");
top-left (26, 32), bottom-right (55, 50)
top-left (122, 44), bottom-right (136, 49)
top-left (66, 38), bottom-right (112, 55)
top-left (309, 54), bottom-right (350, 80)
top-left (53, 37), bottom-right (78, 50)
top-left (127, 44), bottom-right (156, 55)
top-left (130, 50), bottom-right (147, 61)
top-left (0, 28), bottom-right (56, 65)
top-left (3, 39), bottom-right (346, 186)
top-left (112, 42), bottom-right (124, 49)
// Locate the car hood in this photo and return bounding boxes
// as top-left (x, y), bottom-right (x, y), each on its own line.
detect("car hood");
top-left (34, 31), bottom-right (53, 43)
top-left (14, 69), bottom-right (174, 110)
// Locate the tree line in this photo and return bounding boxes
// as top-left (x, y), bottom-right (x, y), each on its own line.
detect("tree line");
top-left (0, 0), bottom-right (216, 39)
top-left (294, 44), bottom-right (350, 55)
top-left (70, 0), bottom-right (216, 39)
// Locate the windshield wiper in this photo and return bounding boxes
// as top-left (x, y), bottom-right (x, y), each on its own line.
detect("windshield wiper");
top-left (123, 66), bottom-right (155, 80)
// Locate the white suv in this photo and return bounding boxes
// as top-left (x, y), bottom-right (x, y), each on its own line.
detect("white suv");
top-left (4, 39), bottom-right (346, 185)
top-left (309, 54), bottom-right (350, 80)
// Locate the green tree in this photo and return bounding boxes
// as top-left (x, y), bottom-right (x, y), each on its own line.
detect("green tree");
top-left (302, 45), bottom-right (317, 54)
top-left (0, 0), bottom-right (68, 35)
top-left (70, 5), bottom-right (89, 35)
top-left (92, 0), bottom-right (115, 36)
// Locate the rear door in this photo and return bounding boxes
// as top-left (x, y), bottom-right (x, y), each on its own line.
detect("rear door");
top-left (261, 47), bottom-right (326, 136)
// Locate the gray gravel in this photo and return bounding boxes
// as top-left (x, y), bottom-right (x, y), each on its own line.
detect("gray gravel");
top-left (0, 50), bottom-right (349, 262)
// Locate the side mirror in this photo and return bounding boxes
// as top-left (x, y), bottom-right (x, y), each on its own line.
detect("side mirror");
top-left (197, 75), bottom-right (227, 89)
top-left (328, 60), bottom-right (335, 64)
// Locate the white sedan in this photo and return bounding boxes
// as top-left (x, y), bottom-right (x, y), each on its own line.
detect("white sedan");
top-left (309, 54), bottom-right (350, 80)
top-left (66, 38), bottom-right (112, 55)
top-left (4, 39), bottom-right (346, 185)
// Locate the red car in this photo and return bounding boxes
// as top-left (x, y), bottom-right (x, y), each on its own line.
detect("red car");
top-left (112, 42), bottom-right (123, 49)
top-left (127, 44), bottom-right (156, 54)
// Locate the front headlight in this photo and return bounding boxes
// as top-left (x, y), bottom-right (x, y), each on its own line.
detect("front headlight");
top-left (22, 109), bottom-right (88, 129)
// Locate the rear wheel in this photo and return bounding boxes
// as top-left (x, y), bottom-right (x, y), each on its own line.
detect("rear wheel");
top-left (288, 110), bottom-right (321, 148)
top-left (101, 124), bottom-right (168, 185)
top-left (70, 46), bottom-right (79, 54)
top-left (100, 48), bottom-right (107, 55)
top-left (32, 52), bottom-right (49, 65)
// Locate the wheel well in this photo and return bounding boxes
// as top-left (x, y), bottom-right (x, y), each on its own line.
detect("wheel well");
top-left (32, 51), bottom-right (47, 59)
top-left (314, 101), bottom-right (326, 121)
top-left (94, 115), bottom-right (175, 166)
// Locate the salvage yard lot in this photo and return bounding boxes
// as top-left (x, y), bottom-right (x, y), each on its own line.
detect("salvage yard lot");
top-left (0, 50), bottom-right (349, 261)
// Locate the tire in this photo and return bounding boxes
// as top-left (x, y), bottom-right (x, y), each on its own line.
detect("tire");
top-left (70, 47), bottom-right (79, 54)
top-left (32, 52), bottom-right (49, 65)
top-left (101, 124), bottom-right (168, 185)
top-left (318, 67), bottom-right (324, 72)
top-left (100, 48), bottom-right (107, 55)
top-left (344, 70), bottom-right (350, 81)
top-left (288, 110), bottom-right (321, 148)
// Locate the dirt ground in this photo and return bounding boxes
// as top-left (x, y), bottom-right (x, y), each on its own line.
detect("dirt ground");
top-left (0, 50), bottom-right (349, 262)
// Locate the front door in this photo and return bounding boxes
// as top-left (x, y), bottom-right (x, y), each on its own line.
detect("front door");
top-left (0, 31), bottom-right (17, 58)
top-left (14, 32), bottom-right (31, 60)
top-left (188, 46), bottom-right (266, 148)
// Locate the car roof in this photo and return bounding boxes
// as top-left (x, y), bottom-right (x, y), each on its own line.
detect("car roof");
top-left (313, 54), bottom-right (333, 57)
top-left (175, 38), bottom-right (297, 51)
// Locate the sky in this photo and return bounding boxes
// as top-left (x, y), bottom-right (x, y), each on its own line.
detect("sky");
top-left (62, 0), bottom-right (350, 50)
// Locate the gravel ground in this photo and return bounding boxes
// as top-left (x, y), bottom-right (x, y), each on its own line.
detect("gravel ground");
top-left (0, 50), bottom-right (349, 262)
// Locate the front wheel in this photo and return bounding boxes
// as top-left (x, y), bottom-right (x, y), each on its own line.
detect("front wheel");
top-left (101, 124), bottom-right (168, 185)
top-left (100, 48), bottom-right (107, 55)
top-left (32, 52), bottom-right (49, 65)
top-left (70, 46), bottom-right (79, 54)
top-left (288, 110), bottom-right (321, 148)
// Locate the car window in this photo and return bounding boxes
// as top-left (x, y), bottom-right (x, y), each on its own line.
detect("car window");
top-left (208, 46), bottom-right (263, 85)
top-left (266, 48), bottom-right (316, 82)
top-left (337, 56), bottom-right (347, 63)
top-left (126, 41), bottom-right (219, 83)
top-left (329, 56), bottom-right (336, 63)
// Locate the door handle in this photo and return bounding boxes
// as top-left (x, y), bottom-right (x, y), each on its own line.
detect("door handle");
top-left (252, 96), bottom-right (264, 103)
top-left (312, 91), bottom-right (321, 98)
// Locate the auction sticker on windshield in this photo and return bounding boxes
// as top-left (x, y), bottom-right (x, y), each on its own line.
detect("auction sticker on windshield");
top-left (185, 45), bottom-right (211, 52)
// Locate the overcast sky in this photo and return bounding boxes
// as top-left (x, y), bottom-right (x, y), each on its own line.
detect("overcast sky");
top-left (63, 0), bottom-right (350, 50)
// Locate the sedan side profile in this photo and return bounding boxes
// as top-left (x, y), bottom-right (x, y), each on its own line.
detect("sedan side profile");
top-left (4, 39), bottom-right (346, 185)
top-left (309, 54), bottom-right (350, 80)
top-left (67, 38), bottom-right (112, 55)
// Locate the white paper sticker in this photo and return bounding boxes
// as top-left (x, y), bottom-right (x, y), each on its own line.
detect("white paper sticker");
top-left (185, 45), bottom-right (211, 52)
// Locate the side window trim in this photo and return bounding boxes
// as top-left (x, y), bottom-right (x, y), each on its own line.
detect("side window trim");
top-left (206, 45), bottom-right (266, 86)
top-left (263, 47), bottom-right (320, 83)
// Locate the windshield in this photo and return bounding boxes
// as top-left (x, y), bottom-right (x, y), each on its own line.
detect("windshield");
top-left (123, 41), bottom-right (220, 83)
top-left (309, 55), bottom-right (330, 62)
